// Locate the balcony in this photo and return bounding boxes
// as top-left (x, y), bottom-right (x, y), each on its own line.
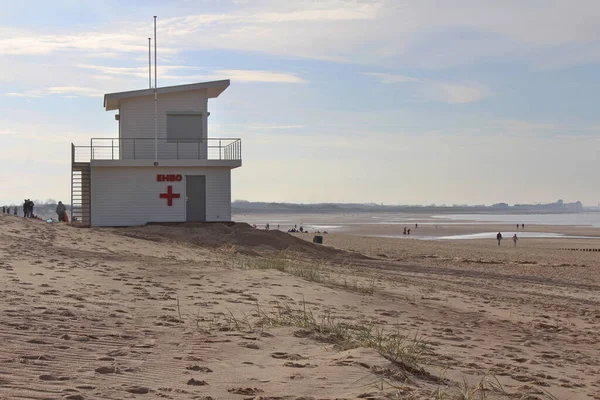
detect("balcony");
top-left (72, 138), bottom-right (241, 165)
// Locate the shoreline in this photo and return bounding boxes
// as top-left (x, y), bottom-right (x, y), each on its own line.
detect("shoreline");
top-left (234, 212), bottom-right (600, 240)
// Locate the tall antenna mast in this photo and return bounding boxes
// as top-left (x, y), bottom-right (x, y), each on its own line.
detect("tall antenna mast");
top-left (148, 37), bottom-right (151, 88)
top-left (154, 16), bottom-right (157, 89)
top-left (153, 16), bottom-right (158, 166)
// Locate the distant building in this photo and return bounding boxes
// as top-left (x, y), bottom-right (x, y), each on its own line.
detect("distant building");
top-left (71, 80), bottom-right (241, 227)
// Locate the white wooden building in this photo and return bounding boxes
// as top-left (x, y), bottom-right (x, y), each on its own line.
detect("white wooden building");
top-left (71, 80), bottom-right (241, 227)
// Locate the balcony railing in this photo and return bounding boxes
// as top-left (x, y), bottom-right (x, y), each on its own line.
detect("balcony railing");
top-left (72, 138), bottom-right (241, 163)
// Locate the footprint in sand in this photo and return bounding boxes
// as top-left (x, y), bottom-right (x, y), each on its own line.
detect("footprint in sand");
top-left (270, 352), bottom-right (307, 361)
top-left (186, 365), bottom-right (213, 372)
top-left (125, 386), bottom-right (150, 394)
top-left (186, 378), bottom-right (208, 386)
top-left (227, 387), bottom-right (263, 395)
top-left (95, 366), bottom-right (118, 374)
top-left (39, 374), bottom-right (70, 381)
top-left (64, 395), bottom-right (85, 400)
top-left (283, 362), bottom-right (316, 368)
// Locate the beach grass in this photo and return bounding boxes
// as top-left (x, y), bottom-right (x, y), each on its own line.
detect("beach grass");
top-left (235, 255), bottom-right (378, 294)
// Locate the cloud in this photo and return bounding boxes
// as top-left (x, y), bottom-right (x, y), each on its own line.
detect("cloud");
top-left (423, 82), bottom-right (490, 104)
top-left (76, 64), bottom-right (199, 79)
top-left (77, 64), bottom-right (306, 84)
top-left (0, 32), bottom-right (153, 56)
top-left (367, 72), bottom-right (490, 104)
top-left (2, 1), bottom-right (600, 70)
top-left (4, 86), bottom-right (104, 98)
top-left (364, 73), bottom-right (420, 83)
top-left (2, 65), bottom-right (305, 100)
top-left (211, 69), bottom-right (306, 83)
top-left (247, 124), bottom-right (304, 130)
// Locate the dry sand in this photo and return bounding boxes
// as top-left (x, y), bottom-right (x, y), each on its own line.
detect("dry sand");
top-left (1, 215), bottom-right (599, 399)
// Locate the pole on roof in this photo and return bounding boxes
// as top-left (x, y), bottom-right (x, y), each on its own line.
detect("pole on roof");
top-left (148, 38), bottom-right (151, 89)
top-left (154, 16), bottom-right (157, 89)
top-left (153, 16), bottom-right (158, 166)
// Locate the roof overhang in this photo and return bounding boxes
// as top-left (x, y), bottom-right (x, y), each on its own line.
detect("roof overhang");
top-left (103, 80), bottom-right (230, 111)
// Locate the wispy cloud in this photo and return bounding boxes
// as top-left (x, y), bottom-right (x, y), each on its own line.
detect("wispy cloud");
top-left (4, 86), bottom-right (104, 98)
top-left (77, 64), bottom-right (306, 84)
top-left (3, 65), bottom-right (305, 100)
top-left (0, 32), bottom-right (153, 56)
top-left (367, 72), bottom-right (490, 104)
top-left (209, 69), bottom-right (306, 83)
top-left (424, 82), bottom-right (490, 104)
top-left (247, 124), bottom-right (305, 130)
top-left (76, 64), bottom-right (199, 79)
top-left (364, 73), bottom-right (420, 84)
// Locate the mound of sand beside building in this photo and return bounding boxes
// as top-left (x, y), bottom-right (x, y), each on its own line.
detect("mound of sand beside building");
top-left (115, 222), bottom-right (368, 260)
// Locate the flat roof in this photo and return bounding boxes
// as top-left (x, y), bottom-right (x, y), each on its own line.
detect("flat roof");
top-left (104, 80), bottom-right (230, 111)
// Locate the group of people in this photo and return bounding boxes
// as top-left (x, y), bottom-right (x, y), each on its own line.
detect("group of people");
top-left (495, 223), bottom-right (526, 247)
top-left (403, 223), bottom-right (418, 235)
top-left (22, 199), bottom-right (35, 218)
top-left (2, 206), bottom-right (18, 216)
top-left (2, 200), bottom-right (68, 222)
top-left (288, 225), bottom-right (304, 233)
top-left (497, 232), bottom-right (519, 247)
top-left (263, 223), bottom-right (281, 230)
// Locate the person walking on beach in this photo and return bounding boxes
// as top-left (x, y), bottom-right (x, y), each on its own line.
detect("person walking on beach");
top-left (522, 223), bottom-right (525, 230)
top-left (512, 234), bottom-right (518, 248)
top-left (496, 232), bottom-right (503, 246)
top-left (13, 206), bottom-right (17, 216)
top-left (516, 224), bottom-right (519, 230)
top-left (56, 201), bottom-right (66, 222)
top-left (2, 206), bottom-right (5, 215)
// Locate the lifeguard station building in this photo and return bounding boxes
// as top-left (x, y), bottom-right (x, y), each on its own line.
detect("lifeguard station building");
top-left (71, 80), bottom-right (241, 227)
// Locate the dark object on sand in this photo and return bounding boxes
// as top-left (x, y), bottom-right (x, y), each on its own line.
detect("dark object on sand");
top-left (313, 235), bottom-right (323, 244)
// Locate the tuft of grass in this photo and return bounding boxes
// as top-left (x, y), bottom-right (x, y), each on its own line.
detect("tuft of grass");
top-left (235, 255), bottom-right (378, 294)
top-left (243, 258), bottom-right (287, 272)
top-left (176, 295), bottom-right (182, 322)
top-left (253, 299), bottom-right (425, 371)
top-left (223, 307), bottom-right (254, 332)
top-left (426, 372), bottom-right (505, 400)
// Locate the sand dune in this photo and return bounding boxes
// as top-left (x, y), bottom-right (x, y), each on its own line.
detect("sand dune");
top-left (0, 215), bottom-right (598, 399)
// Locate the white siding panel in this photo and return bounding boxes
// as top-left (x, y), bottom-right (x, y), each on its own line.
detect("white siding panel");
top-left (91, 166), bottom-right (231, 227)
top-left (119, 91), bottom-right (208, 159)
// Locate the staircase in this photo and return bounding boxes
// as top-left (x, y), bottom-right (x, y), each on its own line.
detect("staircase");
top-left (71, 144), bottom-right (91, 226)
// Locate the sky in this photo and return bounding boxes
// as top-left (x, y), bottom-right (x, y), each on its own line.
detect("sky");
top-left (1, 0), bottom-right (600, 206)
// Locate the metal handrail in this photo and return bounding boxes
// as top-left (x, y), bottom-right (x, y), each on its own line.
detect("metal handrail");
top-left (72, 137), bottom-right (242, 162)
top-left (89, 137), bottom-right (243, 141)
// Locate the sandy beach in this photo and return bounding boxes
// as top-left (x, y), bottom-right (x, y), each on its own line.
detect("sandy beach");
top-left (1, 215), bottom-right (599, 399)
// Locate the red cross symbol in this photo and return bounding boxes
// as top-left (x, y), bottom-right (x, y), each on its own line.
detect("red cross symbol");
top-left (159, 185), bottom-right (180, 206)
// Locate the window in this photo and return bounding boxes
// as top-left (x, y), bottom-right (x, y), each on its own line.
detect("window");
top-left (167, 113), bottom-right (203, 142)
